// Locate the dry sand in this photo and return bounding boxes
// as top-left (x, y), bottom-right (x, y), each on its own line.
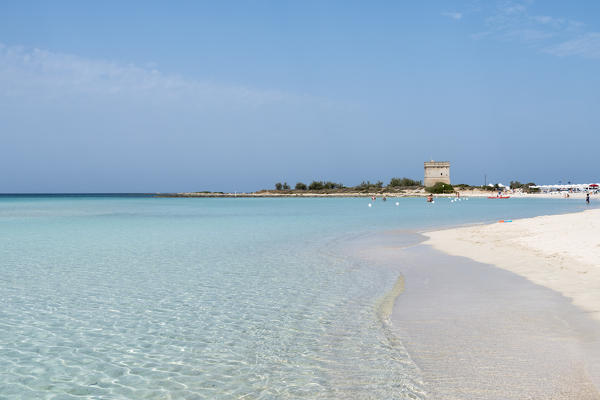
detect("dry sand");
top-left (424, 208), bottom-right (600, 320)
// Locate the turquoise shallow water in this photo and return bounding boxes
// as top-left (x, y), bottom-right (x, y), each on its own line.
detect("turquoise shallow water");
top-left (0, 196), bottom-right (592, 399)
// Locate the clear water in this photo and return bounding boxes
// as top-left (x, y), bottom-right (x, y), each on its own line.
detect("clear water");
top-left (0, 196), bottom-right (591, 399)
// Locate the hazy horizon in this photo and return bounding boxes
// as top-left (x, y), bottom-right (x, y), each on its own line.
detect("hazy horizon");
top-left (2, 1), bottom-right (599, 193)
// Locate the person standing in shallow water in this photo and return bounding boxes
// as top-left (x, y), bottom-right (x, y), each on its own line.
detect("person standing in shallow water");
top-left (586, 193), bottom-right (590, 204)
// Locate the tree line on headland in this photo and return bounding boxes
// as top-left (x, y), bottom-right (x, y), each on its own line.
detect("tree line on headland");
top-left (273, 177), bottom-right (422, 192)
top-left (269, 178), bottom-right (539, 194)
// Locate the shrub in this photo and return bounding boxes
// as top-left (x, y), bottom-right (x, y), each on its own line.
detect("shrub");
top-left (356, 181), bottom-right (372, 190)
top-left (307, 181), bottom-right (344, 190)
top-left (295, 182), bottom-right (307, 190)
top-left (323, 181), bottom-right (344, 189)
top-left (389, 177), bottom-right (421, 187)
top-left (426, 182), bottom-right (454, 194)
top-left (354, 180), bottom-right (384, 191)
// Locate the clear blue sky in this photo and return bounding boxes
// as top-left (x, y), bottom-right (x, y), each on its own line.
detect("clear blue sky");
top-left (1, 0), bottom-right (599, 192)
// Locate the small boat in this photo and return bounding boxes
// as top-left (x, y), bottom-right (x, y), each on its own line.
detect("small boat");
top-left (488, 196), bottom-right (511, 199)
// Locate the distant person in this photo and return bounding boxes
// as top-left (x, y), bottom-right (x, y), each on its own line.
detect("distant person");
top-left (427, 194), bottom-right (433, 203)
top-left (586, 193), bottom-right (590, 204)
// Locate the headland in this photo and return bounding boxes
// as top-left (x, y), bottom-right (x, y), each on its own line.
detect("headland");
top-left (158, 188), bottom-right (597, 199)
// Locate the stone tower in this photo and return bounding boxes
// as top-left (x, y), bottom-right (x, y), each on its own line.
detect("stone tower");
top-left (424, 161), bottom-right (450, 187)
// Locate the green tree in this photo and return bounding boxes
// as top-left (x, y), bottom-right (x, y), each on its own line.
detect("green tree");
top-left (295, 182), bottom-right (307, 190)
top-left (525, 182), bottom-right (538, 193)
top-left (510, 181), bottom-right (523, 189)
top-left (308, 181), bottom-right (325, 190)
top-left (275, 182), bottom-right (283, 190)
top-left (283, 182), bottom-right (290, 190)
top-left (322, 181), bottom-right (344, 189)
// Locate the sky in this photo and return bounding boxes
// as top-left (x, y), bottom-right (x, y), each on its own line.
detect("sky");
top-left (1, 0), bottom-right (599, 192)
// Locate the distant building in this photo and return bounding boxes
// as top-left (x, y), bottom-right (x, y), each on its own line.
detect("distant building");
top-left (424, 161), bottom-right (450, 187)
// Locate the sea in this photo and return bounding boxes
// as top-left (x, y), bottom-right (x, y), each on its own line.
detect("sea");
top-left (0, 195), bottom-right (591, 399)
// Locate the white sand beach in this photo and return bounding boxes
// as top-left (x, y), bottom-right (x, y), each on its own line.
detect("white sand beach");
top-left (360, 212), bottom-right (600, 399)
top-left (425, 208), bottom-right (600, 320)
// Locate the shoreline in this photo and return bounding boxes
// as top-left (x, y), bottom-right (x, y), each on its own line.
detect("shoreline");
top-left (352, 207), bottom-right (600, 397)
top-left (423, 208), bottom-right (600, 321)
top-left (388, 242), bottom-right (600, 398)
top-left (353, 226), bottom-right (600, 398)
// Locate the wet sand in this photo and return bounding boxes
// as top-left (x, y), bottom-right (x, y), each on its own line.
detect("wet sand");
top-left (356, 232), bottom-right (600, 399)
top-left (425, 209), bottom-right (600, 321)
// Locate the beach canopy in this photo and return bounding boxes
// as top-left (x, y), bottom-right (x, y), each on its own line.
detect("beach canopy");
top-left (529, 183), bottom-right (600, 191)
